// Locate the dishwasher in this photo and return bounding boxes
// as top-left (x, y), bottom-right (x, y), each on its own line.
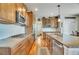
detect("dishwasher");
top-left (53, 40), bottom-right (64, 55)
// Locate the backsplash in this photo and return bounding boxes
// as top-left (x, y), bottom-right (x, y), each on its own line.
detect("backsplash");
top-left (0, 24), bottom-right (25, 40)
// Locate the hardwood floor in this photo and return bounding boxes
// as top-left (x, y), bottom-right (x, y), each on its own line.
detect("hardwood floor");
top-left (29, 36), bottom-right (50, 55)
top-left (29, 41), bottom-right (37, 55)
top-left (28, 34), bottom-right (64, 55)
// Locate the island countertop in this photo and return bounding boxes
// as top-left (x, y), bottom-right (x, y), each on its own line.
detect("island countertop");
top-left (0, 33), bottom-right (33, 48)
top-left (46, 32), bottom-right (79, 48)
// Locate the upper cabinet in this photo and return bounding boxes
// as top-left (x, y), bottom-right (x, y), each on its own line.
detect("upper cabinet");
top-left (0, 3), bottom-right (16, 23)
top-left (50, 17), bottom-right (58, 28)
top-left (0, 3), bottom-right (27, 24)
top-left (16, 3), bottom-right (27, 17)
top-left (42, 17), bottom-right (51, 27)
top-left (42, 17), bottom-right (58, 28)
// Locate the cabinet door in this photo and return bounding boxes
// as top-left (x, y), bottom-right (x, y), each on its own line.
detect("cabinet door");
top-left (26, 12), bottom-right (33, 34)
top-left (14, 45), bottom-right (26, 55)
top-left (27, 12), bottom-right (33, 27)
top-left (0, 3), bottom-right (16, 23)
top-left (42, 17), bottom-right (47, 27)
top-left (22, 4), bottom-right (26, 16)
top-left (51, 17), bottom-right (58, 28)
top-left (16, 3), bottom-right (23, 14)
top-left (11, 35), bottom-right (35, 55)
top-left (11, 40), bottom-right (26, 55)
top-left (7, 3), bottom-right (16, 23)
top-left (47, 36), bottom-right (53, 54)
top-left (0, 4), bottom-right (7, 20)
top-left (16, 3), bottom-right (26, 16)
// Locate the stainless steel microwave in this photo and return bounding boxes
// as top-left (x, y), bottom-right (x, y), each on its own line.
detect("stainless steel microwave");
top-left (16, 11), bottom-right (25, 25)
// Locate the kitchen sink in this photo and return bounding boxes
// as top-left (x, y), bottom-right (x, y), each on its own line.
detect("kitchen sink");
top-left (11, 34), bottom-right (26, 38)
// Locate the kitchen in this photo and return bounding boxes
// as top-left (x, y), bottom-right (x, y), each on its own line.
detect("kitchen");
top-left (0, 3), bottom-right (79, 55)
top-left (0, 3), bottom-right (35, 55)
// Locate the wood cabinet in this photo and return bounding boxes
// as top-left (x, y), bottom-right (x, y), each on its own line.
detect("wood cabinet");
top-left (46, 34), bottom-right (53, 54)
top-left (11, 39), bottom-right (26, 55)
top-left (0, 34), bottom-right (35, 55)
top-left (16, 3), bottom-right (27, 17)
top-left (0, 3), bottom-right (27, 23)
top-left (25, 11), bottom-right (33, 34)
top-left (50, 17), bottom-right (58, 28)
top-left (42, 32), bottom-right (64, 55)
top-left (42, 17), bottom-right (58, 28)
top-left (42, 32), bottom-right (53, 54)
top-left (11, 34), bottom-right (35, 55)
top-left (0, 3), bottom-right (16, 23)
top-left (42, 17), bottom-right (51, 27)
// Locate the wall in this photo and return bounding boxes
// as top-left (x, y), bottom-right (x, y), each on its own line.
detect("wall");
top-left (0, 24), bottom-right (25, 40)
top-left (62, 17), bottom-right (77, 35)
top-left (76, 16), bottom-right (79, 31)
top-left (33, 18), bottom-right (42, 39)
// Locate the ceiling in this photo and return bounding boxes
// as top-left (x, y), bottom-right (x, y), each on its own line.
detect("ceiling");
top-left (25, 3), bottom-right (79, 18)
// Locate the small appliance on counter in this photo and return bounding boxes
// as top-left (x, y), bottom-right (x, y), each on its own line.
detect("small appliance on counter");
top-left (72, 31), bottom-right (79, 36)
top-left (76, 31), bottom-right (79, 36)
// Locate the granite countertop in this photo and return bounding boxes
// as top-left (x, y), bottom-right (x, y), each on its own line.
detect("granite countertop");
top-left (46, 33), bottom-right (79, 48)
top-left (0, 33), bottom-right (33, 48)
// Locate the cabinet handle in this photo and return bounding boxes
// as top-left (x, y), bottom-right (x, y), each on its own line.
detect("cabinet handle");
top-left (54, 40), bottom-right (63, 48)
top-left (55, 42), bottom-right (63, 48)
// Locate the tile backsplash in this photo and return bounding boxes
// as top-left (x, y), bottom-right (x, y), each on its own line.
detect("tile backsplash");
top-left (0, 24), bottom-right (25, 40)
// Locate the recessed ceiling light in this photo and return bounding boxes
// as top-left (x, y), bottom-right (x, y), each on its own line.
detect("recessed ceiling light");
top-left (58, 18), bottom-right (61, 22)
top-left (35, 8), bottom-right (38, 11)
top-left (18, 8), bottom-right (22, 12)
top-left (22, 8), bottom-right (26, 11)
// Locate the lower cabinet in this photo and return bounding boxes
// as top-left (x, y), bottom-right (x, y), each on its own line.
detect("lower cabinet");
top-left (0, 47), bottom-right (11, 55)
top-left (53, 40), bottom-right (64, 55)
top-left (44, 34), bottom-right (53, 54)
top-left (0, 34), bottom-right (35, 55)
top-left (11, 39), bottom-right (27, 55)
top-left (45, 33), bottom-right (64, 55)
top-left (64, 46), bottom-right (79, 55)
top-left (11, 35), bottom-right (35, 55)
top-left (46, 36), bottom-right (53, 54)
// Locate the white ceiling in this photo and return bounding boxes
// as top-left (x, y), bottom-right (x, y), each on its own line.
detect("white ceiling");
top-left (25, 3), bottom-right (79, 18)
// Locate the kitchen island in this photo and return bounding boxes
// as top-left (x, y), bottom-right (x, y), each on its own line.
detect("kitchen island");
top-left (45, 32), bottom-right (79, 55)
top-left (0, 33), bottom-right (35, 55)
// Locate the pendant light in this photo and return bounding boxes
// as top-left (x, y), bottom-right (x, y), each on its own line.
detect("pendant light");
top-left (57, 5), bottom-right (61, 22)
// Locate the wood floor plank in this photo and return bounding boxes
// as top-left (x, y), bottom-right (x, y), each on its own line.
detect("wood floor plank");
top-left (29, 36), bottom-right (50, 55)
